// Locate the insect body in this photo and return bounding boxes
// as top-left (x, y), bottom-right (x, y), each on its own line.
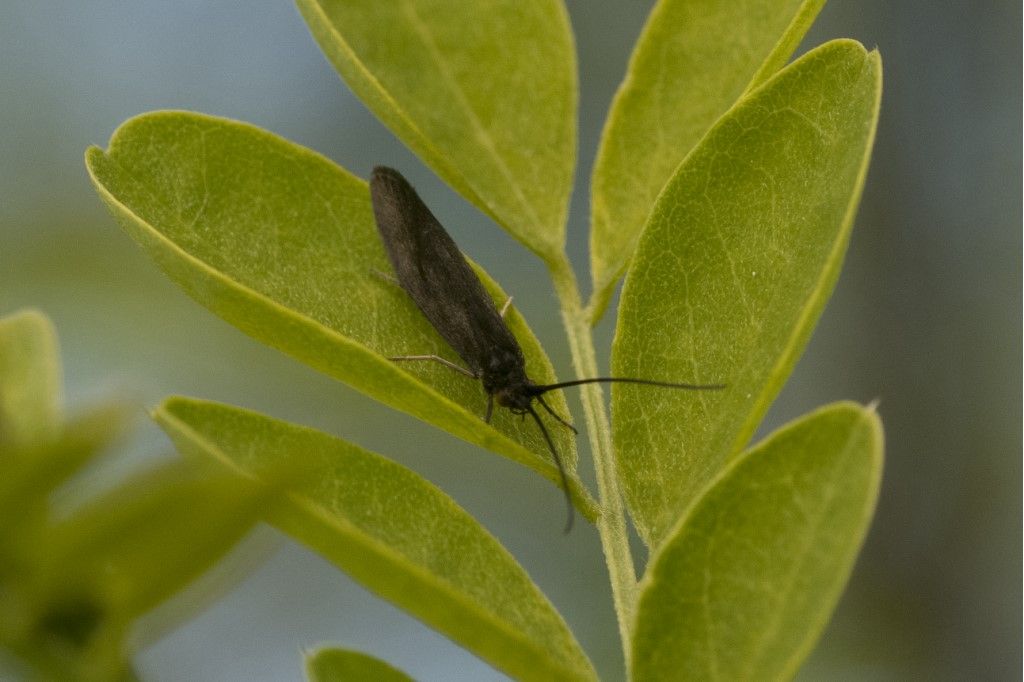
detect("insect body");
top-left (370, 166), bottom-right (534, 415)
top-left (369, 166), bottom-right (722, 531)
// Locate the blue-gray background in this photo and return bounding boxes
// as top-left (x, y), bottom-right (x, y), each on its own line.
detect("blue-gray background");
top-left (1, 2), bottom-right (1019, 679)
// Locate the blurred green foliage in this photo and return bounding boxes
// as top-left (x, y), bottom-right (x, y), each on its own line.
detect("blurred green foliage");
top-left (0, 310), bottom-right (271, 680)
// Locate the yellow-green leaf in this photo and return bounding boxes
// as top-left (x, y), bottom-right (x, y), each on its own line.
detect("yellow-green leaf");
top-left (42, 460), bottom-right (268, 619)
top-left (611, 40), bottom-right (882, 547)
top-left (305, 647), bottom-right (413, 682)
top-left (156, 397), bottom-right (597, 682)
top-left (86, 112), bottom-right (595, 519)
top-left (0, 404), bottom-right (129, 527)
top-left (631, 402), bottom-right (884, 681)
top-left (588, 0), bottom-right (825, 321)
top-left (0, 309), bottom-right (61, 449)
top-left (297, 0), bottom-right (576, 261)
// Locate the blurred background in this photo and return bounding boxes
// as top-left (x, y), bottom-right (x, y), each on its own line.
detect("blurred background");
top-left (1, 1), bottom-right (1018, 680)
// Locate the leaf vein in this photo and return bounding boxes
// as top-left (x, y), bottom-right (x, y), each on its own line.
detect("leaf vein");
top-left (399, 0), bottom-right (546, 238)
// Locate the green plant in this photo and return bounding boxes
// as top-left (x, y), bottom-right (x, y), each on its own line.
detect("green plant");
top-left (0, 310), bottom-right (273, 680)
top-left (84, 1), bottom-right (883, 679)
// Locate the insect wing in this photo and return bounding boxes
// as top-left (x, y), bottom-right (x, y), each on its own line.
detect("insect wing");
top-left (369, 167), bottom-right (523, 375)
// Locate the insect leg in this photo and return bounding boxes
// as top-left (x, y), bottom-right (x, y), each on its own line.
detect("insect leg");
top-left (484, 394), bottom-right (494, 423)
top-left (369, 268), bottom-right (400, 287)
top-left (388, 355), bottom-right (477, 378)
top-left (498, 296), bottom-right (514, 319)
top-left (535, 394), bottom-right (578, 435)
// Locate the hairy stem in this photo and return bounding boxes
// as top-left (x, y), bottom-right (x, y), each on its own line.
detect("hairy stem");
top-left (549, 255), bottom-right (637, 661)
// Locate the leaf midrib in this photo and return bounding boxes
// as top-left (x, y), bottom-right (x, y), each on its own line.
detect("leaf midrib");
top-left (737, 413), bottom-right (866, 678)
top-left (398, 0), bottom-right (549, 243)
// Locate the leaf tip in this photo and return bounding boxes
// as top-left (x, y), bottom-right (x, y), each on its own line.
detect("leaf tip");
top-left (861, 401), bottom-right (885, 466)
top-left (84, 144), bottom-right (106, 167)
top-left (150, 395), bottom-right (191, 424)
top-left (826, 37), bottom-right (869, 56)
top-left (573, 482), bottom-right (601, 523)
top-left (2, 306), bottom-right (54, 331)
top-left (833, 400), bottom-right (885, 483)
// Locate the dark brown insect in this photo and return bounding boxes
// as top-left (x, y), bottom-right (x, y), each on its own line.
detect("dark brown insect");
top-left (370, 166), bottom-right (723, 531)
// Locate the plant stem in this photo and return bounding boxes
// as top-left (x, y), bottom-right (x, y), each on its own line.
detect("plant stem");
top-left (548, 255), bottom-right (637, 661)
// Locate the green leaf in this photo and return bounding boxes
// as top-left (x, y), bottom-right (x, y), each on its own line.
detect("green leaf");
top-left (296, 0), bottom-right (576, 261)
top-left (5, 459), bottom-right (264, 681)
top-left (0, 309), bottom-right (62, 449)
top-left (611, 40), bottom-right (882, 547)
top-left (588, 0), bottom-right (825, 321)
top-left (42, 460), bottom-right (268, 619)
top-left (631, 402), bottom-right (884, 681)
top-left (85, 112), bottom-right (595, 520)
top-left (156, 397), bottom-right (597, 682)
top-left (0, 404), bottom-right (129, 528)
top-left (305, 647), bottom-right (413, 682)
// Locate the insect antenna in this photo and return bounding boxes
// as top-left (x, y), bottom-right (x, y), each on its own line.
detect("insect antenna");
top-left (530, 377), bottom-right (727, 393)
top-left (525, 403), bottom-right (574, 534)
top-left (522, 377), bottom-right (723, 532)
